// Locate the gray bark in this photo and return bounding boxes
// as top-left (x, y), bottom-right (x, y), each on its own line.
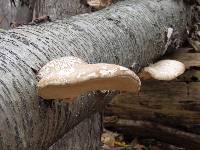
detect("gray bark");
top-left (14, 0), bottom-right (90, 25)
top-left (0, 0), bottom-right (17, 29)
top-left (0, 0), bottom-right (89, 29)
top-left (49, 113), bottom-right (102, 150)
top-left (14, 0), bottom-right (37, 24)
top-left (0, 0), bottom-right (190, 149)
top-left (34, 0), bottom-right (89, 20)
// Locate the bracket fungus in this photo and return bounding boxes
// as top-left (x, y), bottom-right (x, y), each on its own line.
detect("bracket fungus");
top-left (139, 59), bottom-right (185, 81)
top-left (87, 0), bottom-right (112, 10)
top-left (37, 56), bottom-right (87, 80)
top-left (37, 56), bottom-right (141, 100)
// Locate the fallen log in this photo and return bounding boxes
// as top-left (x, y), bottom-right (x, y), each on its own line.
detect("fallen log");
top-left (0, 0), bottom-right (191, 149)
top-left (105, 119), bottom-right (200, 150)
top-left (105, 81), bottom-right (200, 133)
top-left (105, 51), bottom-right (200, 149)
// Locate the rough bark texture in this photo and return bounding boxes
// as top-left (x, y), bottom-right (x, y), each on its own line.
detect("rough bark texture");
top-left (0, 0), bottom-right (89, 29)
top-left (104, 80), bottom-right (200, 149)
top-left (105, 80), bottom-right (200, 133)
top-left (0, 0), bottom-right (190, 149)
top-left (14, 0), bottom-right (37, 24)
top-left (105, 119), bottom-right (200, 150)
top-left (49, 113), bottom-right (102, 150)
top-left (34, 0), bottom-right (89, 20)
top-left (0, 0), bottom-right (17, 29)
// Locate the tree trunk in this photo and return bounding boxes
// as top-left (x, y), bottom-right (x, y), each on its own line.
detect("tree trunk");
top-left (0, 0), bottom-right (90, 29)
top-left (48, 113), bottom-right (102, 150)
top-left (0, 0), bottom-right (190, 149)
top-left (14, 0), bottom-right (37, 24)
top-left (33, 0), bottom-right (90, 20)
top-left (0, 0), bottom-right (17, 29)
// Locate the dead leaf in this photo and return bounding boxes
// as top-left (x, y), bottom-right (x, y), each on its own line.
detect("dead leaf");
top-left (29, 15), bottom-right (51, 25)
top-left (188, 38), bottom-right (200, 52)
top-left (114, 141), bottom-right (131, 148)
top-left (10, 22), bottom-right (22, 28)
top-left (101, 132), bottom-right (116, 148)
top-left (104, 116), bottom-right (118, 124)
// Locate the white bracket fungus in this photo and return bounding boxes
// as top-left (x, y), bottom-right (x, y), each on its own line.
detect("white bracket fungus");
top-left (139, 59), bottom-right (185, 81)
top-left (37, 56), bottom-right (141, 100)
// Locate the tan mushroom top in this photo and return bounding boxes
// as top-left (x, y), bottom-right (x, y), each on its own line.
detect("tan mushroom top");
top-left (87, 0), bottom-right (112, 9)
top-left (139, 59), bottom-right (185, 81)
top-left (38, 63), bottom-right (141, 100)
top-left (37, 56), bottom-right (86, 79)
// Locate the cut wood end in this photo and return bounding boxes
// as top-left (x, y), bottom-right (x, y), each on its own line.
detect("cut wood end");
top-left (139, 60), bottom-right (185, 81)
top-left (38, 63), bottom-right (141, 100)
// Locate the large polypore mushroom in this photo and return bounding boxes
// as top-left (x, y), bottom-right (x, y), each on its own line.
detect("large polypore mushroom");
top-left (37, 56), bottom-right (141, 100)
top-left (139, 59), bottom-right (185, 80)
top-left (37, 56), bottom-right (87, 80)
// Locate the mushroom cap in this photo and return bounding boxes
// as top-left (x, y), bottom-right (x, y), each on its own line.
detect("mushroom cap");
top-left (87, 0), bottom-right (108, 9)
top-left (37, 56), bottom-right (86, 79)
top-left (139, 59), bottom-right (185, 81)
top-left (38, 63), bottom-right (141, 99)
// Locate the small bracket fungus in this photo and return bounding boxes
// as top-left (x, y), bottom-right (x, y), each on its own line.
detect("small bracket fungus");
top-left (139, 59), bottom-right (185, 81)
top-left (87, 0), bottom-right (112, 10)
top-left (37, 57), bottom-right (141, 100)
